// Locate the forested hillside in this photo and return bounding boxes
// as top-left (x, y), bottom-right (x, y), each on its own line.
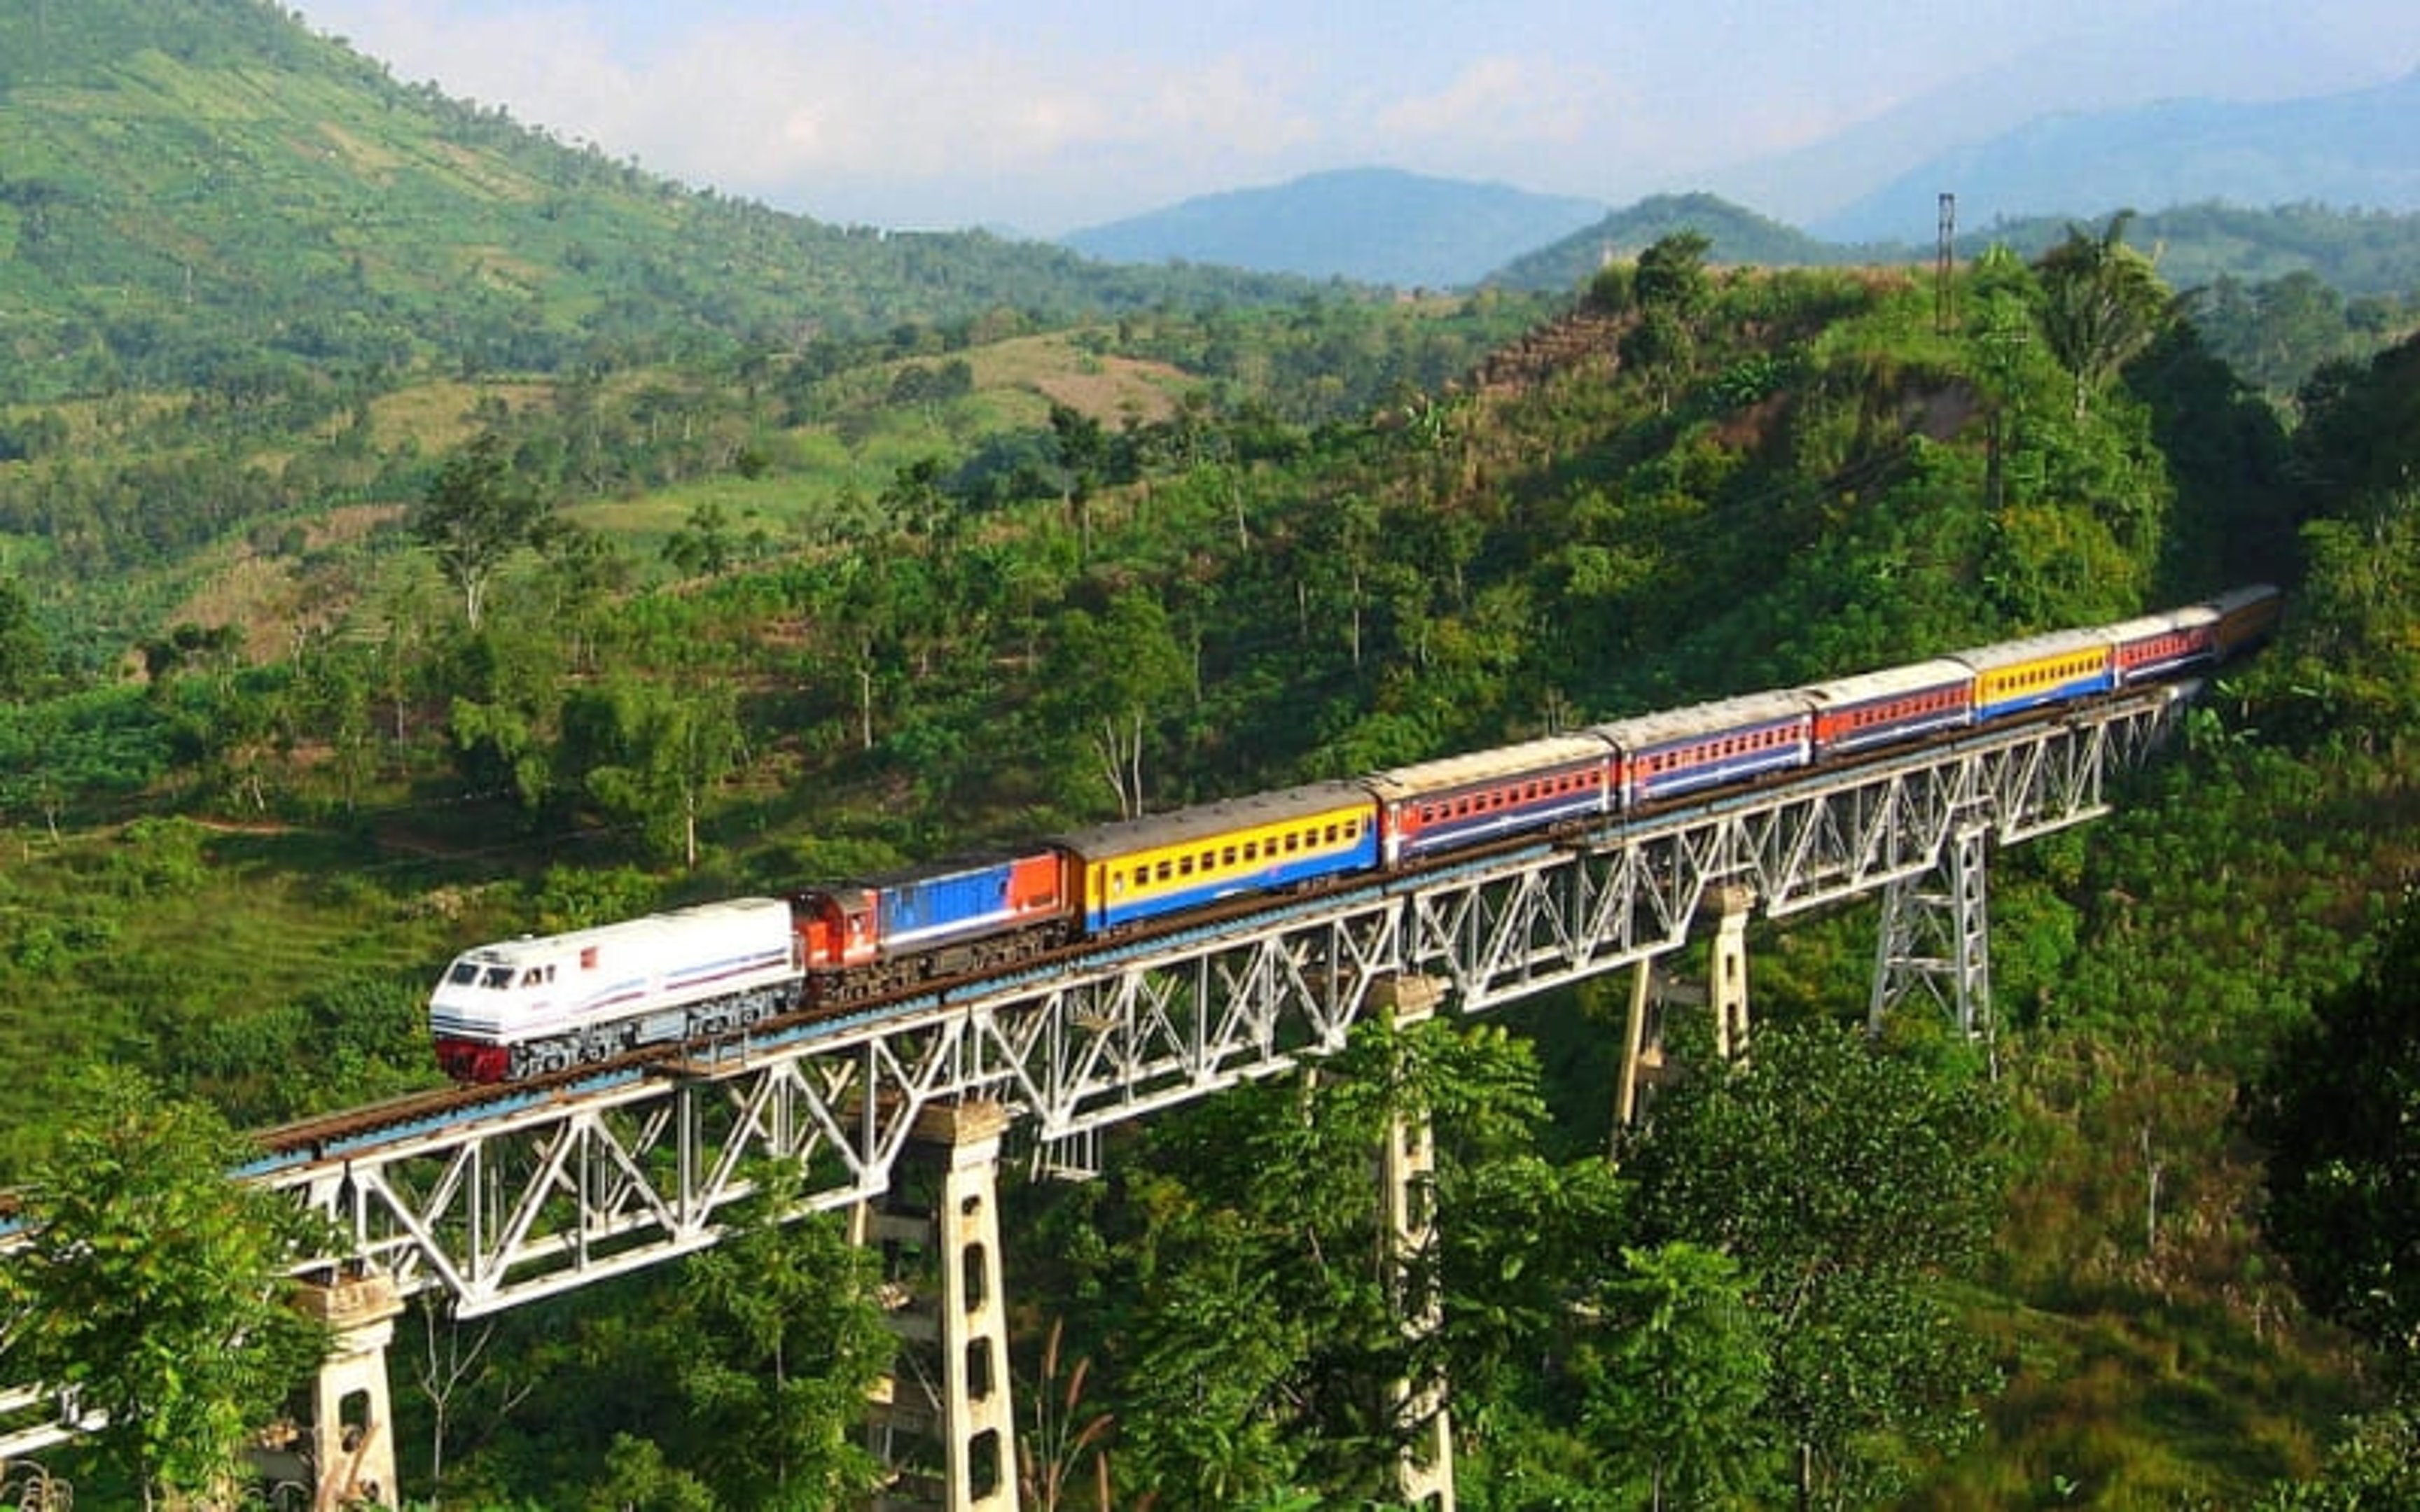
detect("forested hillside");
top-left (6, 3), bottom-right (2420, 1508)
top-left (1498, 196), bottom-right (2420, 407)
top-left (0, 0), bottom-right (1311, 406)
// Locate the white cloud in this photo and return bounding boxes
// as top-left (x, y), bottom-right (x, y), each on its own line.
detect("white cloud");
top-left (1375, 56), bottom-right (1615, 148)
top-left (291, 0), bottom-right (2420, 232)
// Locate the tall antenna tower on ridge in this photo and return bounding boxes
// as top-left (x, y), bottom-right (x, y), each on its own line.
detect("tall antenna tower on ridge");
top-left (1935, 192), bottom-right (1957, 335)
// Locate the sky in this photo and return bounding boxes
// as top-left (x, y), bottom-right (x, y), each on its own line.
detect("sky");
top-left (287, 1), bottom-right (2420, 237)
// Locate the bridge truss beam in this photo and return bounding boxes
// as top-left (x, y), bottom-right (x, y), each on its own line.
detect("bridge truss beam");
top-left (0, 688), bottom-right (2185, 1462)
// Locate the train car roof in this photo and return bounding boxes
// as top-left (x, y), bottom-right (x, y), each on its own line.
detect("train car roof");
top-left (449, 895), bottom-right (792, 965)
top-left (2204, 582), bottom-right (2281, 614)
top-left (1054, 780), bottom-right (1373, 858)
top-left (1797, 657), bottom-right (1973, 707)
top-left (1361, 734), bottom-right (1611, 804)
top-left (1945, 624), bottom-right (2113, 672)
top-left (1585, 689), bottom-right (1811, 752)
top-left (2097, 604), bottom-right (2219, 643)
top-left (798, 846), bottom-right (1064, 895)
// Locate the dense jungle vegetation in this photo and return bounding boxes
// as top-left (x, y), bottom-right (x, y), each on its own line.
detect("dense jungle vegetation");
top-left (8, 2), bottom-right (2420, 1508)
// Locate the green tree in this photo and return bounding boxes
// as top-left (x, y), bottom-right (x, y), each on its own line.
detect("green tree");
top-left (562, 676), bottom-right (742, 867)
top-left (1621, 232), bottom-right (1713, 412)
top-left (1050, 401), bottom-right (1108, 556)
top-left (2291, 332), bottom-right (2420, 510)
top-left (1041, 591), bottom-right (1191, 818)
top-left (662, 500), bottom-right (738, 577)
top-left (412, 432), bottom-right (550, 628)
top-left (2286, 488), bottom-right (2420, 732)
top-left (1620, 1022), bottom-right (2008, 1507)
top-left (0, 573), bottom-right (46, 699)
top-left (2033, 211), bottom-right (2174, 421)
top-left (585, 1434), bottom-right (718, 1511)
top-left (1102, 1017), bottom-right (1554, 1504)
top-left (2255, 1401), bottom-right (2420, 1510)
top-left (662, 1194), bottom-right (891, 1509)
top-left (0, 1068), bottom-right (329, 1509)
top-left (1583, 1240), bottom-right (1776, 1509)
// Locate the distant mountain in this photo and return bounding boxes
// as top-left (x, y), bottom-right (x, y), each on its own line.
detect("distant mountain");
top-left (1485, 194), bottom-right (1897, 293)
top-left (1061, 168), bottom-right (1607, 289)
top-left (1703, 0), bottom-right (2420, 230)
top-left (1816, 68), bottom-right (2420, 243)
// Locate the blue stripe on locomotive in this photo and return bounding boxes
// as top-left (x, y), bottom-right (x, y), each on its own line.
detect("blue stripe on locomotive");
top-left (881, 859), bottom-right (1027, 949)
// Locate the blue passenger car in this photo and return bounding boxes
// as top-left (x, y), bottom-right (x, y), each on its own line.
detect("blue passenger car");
top-left (1590, 691), bottom-right (1814, 808)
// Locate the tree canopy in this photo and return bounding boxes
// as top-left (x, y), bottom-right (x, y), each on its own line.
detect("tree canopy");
top-left (410, 433), bottom-right (553, 629)
top-left (2033, 211), bottom-right (2176, 420)
top-left (0, 1068), bottom-right (330, 1508)
top-left (1619, 1023), bottom-right (2010, 1506)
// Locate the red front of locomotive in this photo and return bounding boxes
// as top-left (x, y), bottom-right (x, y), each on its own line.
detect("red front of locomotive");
top-left (794, 886), bottom-right (882, 975)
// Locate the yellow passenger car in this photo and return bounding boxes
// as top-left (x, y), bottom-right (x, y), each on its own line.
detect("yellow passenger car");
top-left (1056, 781), bottom-right (1380, 932)
top-left (1950, 627), bottom-right (2115, 720)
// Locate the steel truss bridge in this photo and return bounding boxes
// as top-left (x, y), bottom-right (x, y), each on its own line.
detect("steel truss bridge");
top-left (0, 685), bottom-right (2188, 1461)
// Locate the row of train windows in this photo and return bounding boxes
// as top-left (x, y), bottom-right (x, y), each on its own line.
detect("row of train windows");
top-left (2001, 655), bottom-right (2103, 690)
top-left (2125, 631), bottom-right (2206, 659)
top-left (1837, 688), bottom-right (1966, 729)
top-left (1128, 819), bottom-right (1364, 886)
top-left (1639, 726), bottom-right (1798, 772)
top-left (1415, 769), bottom-right (1600, 824)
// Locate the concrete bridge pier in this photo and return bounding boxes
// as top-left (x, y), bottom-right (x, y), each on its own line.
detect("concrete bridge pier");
top-left (1618, 883), bottom-right (1755, 1128)
top-left (290, 1269), bottom-right (404, 1511)
top-left (866, 1100), bottom-right (1020, 1512)
top-left (1377, 978), bottom-right (1456, 1509)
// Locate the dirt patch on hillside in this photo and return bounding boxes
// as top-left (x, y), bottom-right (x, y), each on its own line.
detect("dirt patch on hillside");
top-left (964, 333), bottom-right (1195, 427)
top-left (1028, 357), bottom-right (1190, 427)
top-left (164, 503), bottom-right (404, 664)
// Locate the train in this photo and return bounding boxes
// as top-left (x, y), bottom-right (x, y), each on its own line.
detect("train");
top-left (430, 584), bottom-right (2281, 1082)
